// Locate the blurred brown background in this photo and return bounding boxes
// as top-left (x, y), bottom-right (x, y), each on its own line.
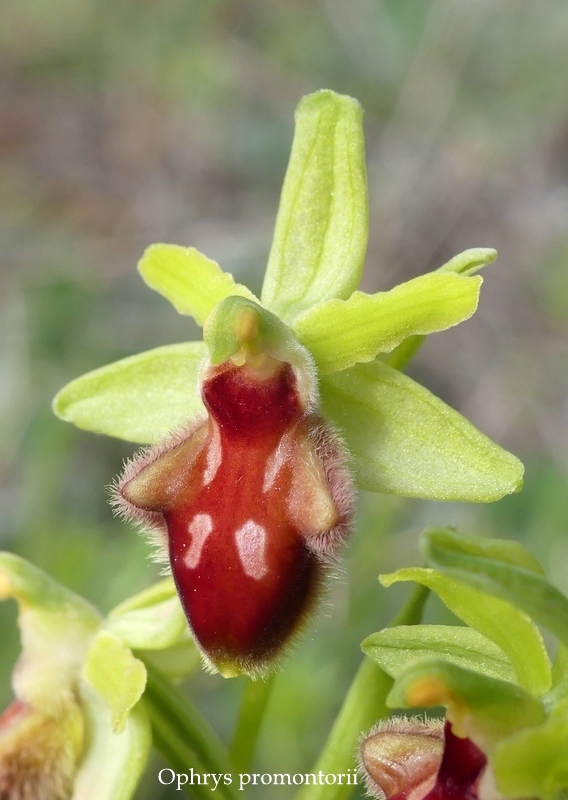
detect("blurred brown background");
top-left (1, 1), bottom-right (568, 797)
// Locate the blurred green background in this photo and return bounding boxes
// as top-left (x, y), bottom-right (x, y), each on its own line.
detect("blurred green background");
top-left (2, 1), bottom-right (568, 797)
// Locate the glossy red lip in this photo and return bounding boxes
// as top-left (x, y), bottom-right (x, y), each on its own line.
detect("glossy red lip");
top-left (116, 356), bottom-right (354, 676)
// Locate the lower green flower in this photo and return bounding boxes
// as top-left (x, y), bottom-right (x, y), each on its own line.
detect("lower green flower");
top-left (0, 553), bottom-right (151, 800)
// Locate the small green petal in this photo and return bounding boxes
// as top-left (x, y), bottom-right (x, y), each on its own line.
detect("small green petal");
top-left (293, 272), bottom-right (481, 374)
top-left (53, 342), bottom-right (206, 444)
top-left (261, 90), bottom-right (368, 322)
top-left (84, 631), bottom-right (147, 734)
top-left (138, 244), bottom-right (257, 326)
top-left (493, 696), bottom-right (568, 799)
top-left (437, 247), bottom-right (498, 275)
top-left (362, 625), bottom-right (516, 683)
top-left (424, 530), bottom-right (568, 650)
top-left (106, 579), bottom-right (188, 651)
top-left (320, 360), bottom-right (524, 502)
top-left (387, 658), bottom-right (545, 747)
top-left (74, 684), bottom-right (151, 800)
top-left (380, 568), bottom-right (551, 695)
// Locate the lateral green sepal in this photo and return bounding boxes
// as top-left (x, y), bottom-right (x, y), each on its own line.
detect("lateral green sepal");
top-left (53, 342), bottom-right (207, 444)
top-left (320, 360), bottom-right (524, 502)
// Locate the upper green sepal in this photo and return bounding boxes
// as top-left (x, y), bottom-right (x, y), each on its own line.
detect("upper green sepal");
top-left (261, 90), bottom-right (368, 322)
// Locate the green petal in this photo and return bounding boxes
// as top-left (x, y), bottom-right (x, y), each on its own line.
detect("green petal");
top-left (385, 247), bottom-right (496, 371)
top-left (424, 529), bottom-right (568, 650)
top-left (294, 273), bottom-right (481, 374)
top-left (106, 579), bottom-right (188, 651)
top-left (362, 625), bottom-right (516, 683)
top-left (493, 696), bottom-right (568, 799)
top-left (53, 342), bottom-right (206, 444)
top-left (320, 360), bottom-right (524, 502)
top-left (84, 631), bottom-right (147, 734)
top-left (423, 527), bottom-right (545, 575)
top-left (74, 684), bottom-right (151, 800)
top-left (380, 568), bottom-right (551, 695)
top-left (261, 90), bottom-right (368, 322)
top-left (138, 244), bottom-right (257, 326)
top-left (387, 658), bottom-right (545, 747)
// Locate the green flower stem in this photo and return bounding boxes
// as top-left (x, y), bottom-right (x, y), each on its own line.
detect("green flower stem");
top-left (143, 663), bottom-right (240, 800)
top-left (295, 584), bottom-right (430, 800)
top-left (230, 674), bottom-right (276, 774)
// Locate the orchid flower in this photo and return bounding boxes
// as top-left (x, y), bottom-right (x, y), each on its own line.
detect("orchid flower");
top-left (360, 528), bottom-right (568, 800)
top-left (52, 90), bottom-right (523, 678)
top-left (0, 552), bottom-right (155, 800)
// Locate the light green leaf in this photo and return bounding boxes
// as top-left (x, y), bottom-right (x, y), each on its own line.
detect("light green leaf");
top-left (261, 90), bottom-right (368, 322)
top-left (138, 244), bottom-right (257, 326)
top-left (84, 631), bottom-right (147, 734)
top-left (493, 696), bottom-right (568, 799)
top-left (362, 625), bottom-right (516, 683)
top-left (424, 530), bottom-right (568, 650)
top-left (53, 342), bottom-right (206, 444)
top-left (106, 579), bottom-right (188, 652)
top-left (387, 657), bottom-right (545, 747)
top-left (437, 247), bottom-right (497, 275)
top-left (294, 273), bottom-right (481, 374)
top-left (380, 568), bottom-right (551, 695)
top-left (320, 360), bottom-right (524, 502)
top-left (74, 683), bottom-right (151, 800)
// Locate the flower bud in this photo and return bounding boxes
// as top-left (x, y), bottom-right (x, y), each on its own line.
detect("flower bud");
top-left (115, 298), bottom-right (354, 676)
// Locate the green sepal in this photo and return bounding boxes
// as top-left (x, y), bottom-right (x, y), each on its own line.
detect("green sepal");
top-left (138, 244), bottom-right (258, 326)
top-left (424, 528), bottom-right (568, 649)
top-left (492, 696), bottom-right (568, 799)
top-left (53, 342), bottom-right (206, 444)
top-left (293, 272), bottom-right (481, 374)
top-left (203, 295), bottom-right (313, 372)
top-left (105, 579), bottom-right (188, 652)
top-left (320, 360), bottom-right (524, 502)
top-left (387, 658), bottom-right (546, 746)
top-left (73, 683), bottom-right (151, 800)
top-left (362, 624), bottom-right (516, 683)
top-left (261, 90), bottom-right (368, 322)
top-left (437, 247), bottom-right (497, 275)
top-left (380, 567), bottom-right (551, 695)
top-left (83, 631), bottom-right (147, 734)
top-left (423, 528), bottom-right (545, 575)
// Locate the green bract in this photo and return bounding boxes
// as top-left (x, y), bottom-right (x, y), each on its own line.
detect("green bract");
top-left (365, 528), bottom-right (568, 799)
top-left (52, 89), bottom-right (523, 504)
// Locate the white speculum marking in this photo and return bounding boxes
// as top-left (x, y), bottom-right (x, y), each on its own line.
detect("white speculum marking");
top-left (263, 432), bottom-right (291, 493)
top-left (185, 514), bottom-right (214, 568)
top-left (203, 424), bottom-right (222, 486)
top-left (235, 520), bottom-right (269, 580)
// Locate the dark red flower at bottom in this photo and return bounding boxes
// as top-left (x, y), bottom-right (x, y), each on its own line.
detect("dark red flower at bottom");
top-left (360, 718), bottom-right (487, 800)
